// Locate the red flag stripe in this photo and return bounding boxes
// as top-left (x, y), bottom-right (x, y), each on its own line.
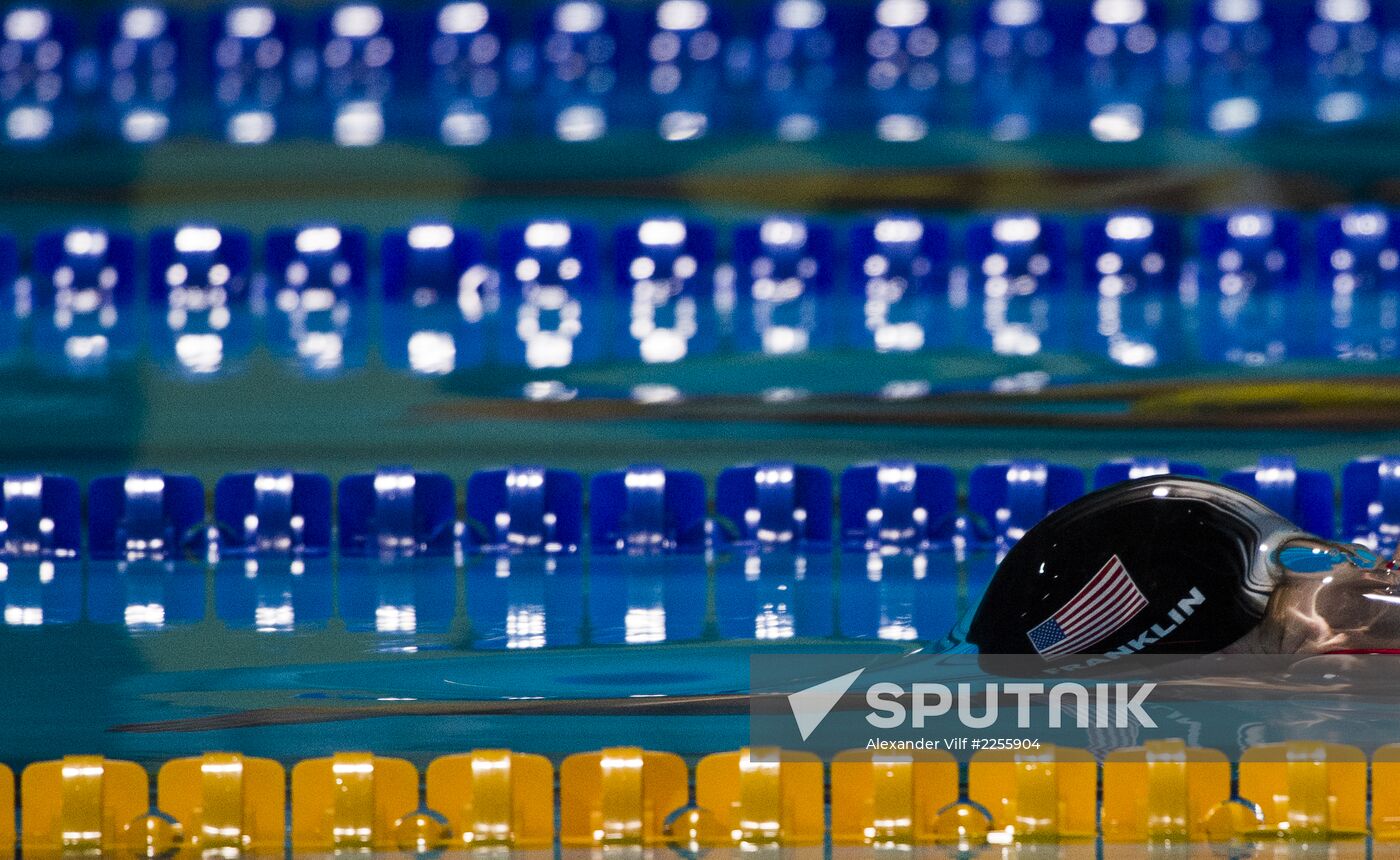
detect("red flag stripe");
top-left (1058, 571), bottom-right (1140, 634)
top-left (1037, 555), bottom-right (1149, 655)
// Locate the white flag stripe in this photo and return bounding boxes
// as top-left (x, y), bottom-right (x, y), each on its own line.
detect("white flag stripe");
top-left (1061, 558), bottom-right (1134, 622)
top-left (1037, 555), bottom-right (1149, 656)
top-left (1059, 569), bottom-right (1134, 629)
top-left (1066, 558), bottom-right (1127, 610)
top-left (1047, 597), bottom-right (1147, 654)
top-left (1054, 556), bottom-right (1121, 613)
top-left (1059, 572), bottom-right (1139, 635)
top-left (1047, 592), bottom-right (1148, 655)
top-left (1052, 610), bottom-right (1142, 658)
top-left (1053, 563), bottom-right (1135, 637)
top-left (1028, 556), bottom-right (1122, 638)
top-left (1056, 582), bottom-right (1144, 643)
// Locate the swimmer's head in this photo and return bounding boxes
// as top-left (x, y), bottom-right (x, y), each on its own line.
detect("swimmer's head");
top-left (965, 475), bottom-right (1399, 658)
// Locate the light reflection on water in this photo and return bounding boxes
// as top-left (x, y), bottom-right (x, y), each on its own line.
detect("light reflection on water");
top-left (1, 547), bottom-right (1391, 790)
top-left (0, 547), bottom-right (975, 763)
top-left (0, 548), bottom-right (997, 639)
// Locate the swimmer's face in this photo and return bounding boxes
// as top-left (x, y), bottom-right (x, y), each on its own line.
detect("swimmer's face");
top-left (1233, 538), bottom-right (1400, 654)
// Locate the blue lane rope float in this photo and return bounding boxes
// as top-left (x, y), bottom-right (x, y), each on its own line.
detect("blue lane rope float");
top-left (6, 209), bottom-right (1400, 375)
top-left (0, 456), bottom-right (1394, 561)
top-left (2, 0), bottom-right (1399, 146)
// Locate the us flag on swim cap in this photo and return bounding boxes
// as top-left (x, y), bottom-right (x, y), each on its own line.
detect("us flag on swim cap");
top-left (1027, 555), bottom-right (1148, 657)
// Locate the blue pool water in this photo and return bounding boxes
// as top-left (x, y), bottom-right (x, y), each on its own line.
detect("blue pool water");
top-left (0, 548), bottom-right (973, 770)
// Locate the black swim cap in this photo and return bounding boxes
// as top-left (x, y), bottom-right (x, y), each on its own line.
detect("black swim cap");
top-left (966, 476), bottom-right (1303, 658)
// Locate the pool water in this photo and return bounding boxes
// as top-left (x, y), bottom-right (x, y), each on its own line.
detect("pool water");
top-left (0, 547), bottom-right (981, 771)
top-left (0, 299), bottom-right (1397, 762)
